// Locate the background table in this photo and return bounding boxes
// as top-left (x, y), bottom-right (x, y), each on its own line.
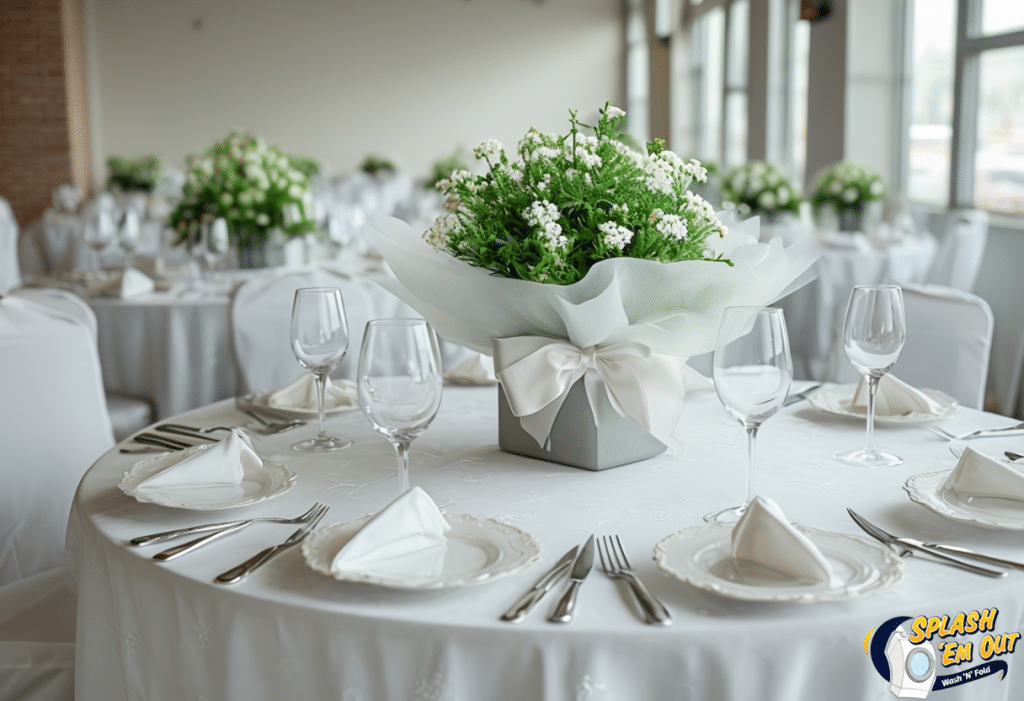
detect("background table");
top-left (67, 385), bottom-right (1024, 701)
top-left (778, 233), bottom-right (937, 381)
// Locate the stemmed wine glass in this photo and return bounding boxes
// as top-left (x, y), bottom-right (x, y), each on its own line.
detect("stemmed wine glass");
top-left (118, 208), bottom-right (140, 270)
top-left (704, 307), bottom-right (793, 523)
top-left (84, 209), bottom-right (115, 270)
top-left (201, 217), bottom-right (230, 278)
top-left (357, 319), bottom-right (443, 495)
top-left (835, 285), bottom-right (906, 467)
top-left (290, 287), bottom-right (352, 452)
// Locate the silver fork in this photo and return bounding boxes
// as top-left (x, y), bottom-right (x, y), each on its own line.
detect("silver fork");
top-left (130, 502), bottom-right (326, 546)
top-left (930, 423), bottom-right (1024, 441)
top-left (242, 409), bottom-right (306, 434)
top-left (597, 536), bottom-right (672, 626)
top-left (214, 504), bottom-right (329, 584)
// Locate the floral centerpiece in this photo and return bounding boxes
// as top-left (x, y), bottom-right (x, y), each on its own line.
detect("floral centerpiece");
top-left (107, 155), bottom-right (163, 193)
top-left (369, 105), bottom-right (815, 470)
top-left (721, 161), bottom-right (800, 222)
top-left (360, 154), bottom-right (397, 178)
top-left (426, 148), bottom-right (471, 191)
top-left (169, 131), bottom-right (316, 266)
top-left (810, 161), bottom-right (885, 234)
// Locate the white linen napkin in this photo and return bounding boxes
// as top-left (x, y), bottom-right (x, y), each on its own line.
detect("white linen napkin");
top-left (102, 267), bottom-right (155, 299)
top-left (331, 487), bottom-right (451, 578)
top-left (850, 374), bottom-right (945, 417)
top-left (267, 374), bottom-right (357, 412)
top-left (731, 496), bottom-right (839, 586)
top-left (137, 429), bottom-right (257, 492)
top-left (444, 353), bottom-right (496, 385)
top-left (942, 447), bottom-right (1024, 502)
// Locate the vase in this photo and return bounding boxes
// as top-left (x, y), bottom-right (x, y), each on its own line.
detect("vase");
top-left (236, 238), bottom-right (283, 269)
top-left (497, 379), bottom-right (667, 471)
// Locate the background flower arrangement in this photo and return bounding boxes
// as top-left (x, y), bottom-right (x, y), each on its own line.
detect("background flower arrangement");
top-left (360, 154), bottom-right (398, 178)
top-left (106, 155), bottom-right (163, 193)
top-left (169, 130), bottom-right (315, 245)
top-left (425, 103), bottom-right (729, 285)
top-left (721, 161), bottom-right (800, 219)
top-left (810, 161), bottom-right (885, 213)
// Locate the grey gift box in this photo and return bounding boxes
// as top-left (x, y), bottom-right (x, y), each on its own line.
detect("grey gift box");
top-left (497, 378), bottom-right (668, 471)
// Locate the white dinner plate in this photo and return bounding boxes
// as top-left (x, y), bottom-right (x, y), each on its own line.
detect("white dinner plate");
top-left (118, 445), bottom-right (296, 510)
top-left (808, 384), bottom-right (959, 424)
top-left (904, 469), bottom-right (1024, 530)
top-left (302, 513), bottom-right (541, 589)
top-left (247, 384), bottom-right (359, 418)
top-left (654, 524), bottom-right (903, 602)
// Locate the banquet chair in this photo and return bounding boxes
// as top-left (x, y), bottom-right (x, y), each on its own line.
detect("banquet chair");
top-left (0, 294), bottom-right (115, 586)
top-left (0, 567), bottom-right (75, 701)
top-left (231, 269), bottom-right (475, 394)
top-left (924, 209), bottom-right (989, 293)
top-left (0, 197), bottom-right (21, 293)
top-left (9, 287), bottom-right (154, 440)
top-left (891, 284), bottom-right (993, 410)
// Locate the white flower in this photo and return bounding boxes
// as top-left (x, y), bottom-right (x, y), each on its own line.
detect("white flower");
top-left (655, 214), bottom-right (688, 240)
top-left (757, 191), bottom-right (777, 210)
top-left (473, 139), bottom-right (503, 166)
top-left (870, 180), bottom-right (884, 196)
top-left (829, 181), bottom-right (843, 194)
top-left (575, 146), bottom-right (602, 169)
top-left (288, 184), bottom-right (302, 198)
top-left (737, 202), bottom-right (752, 216)
top-left (598, 221), bottom-right (634, 250)
top-left (605, 105), bottom-right (626, 119)
top-left (220, 192), bottom-right (233, 206)
top-left (424, 212), bottom-right (462, 250)
top-left (776, 187), bottom-right (790, 204)
top-left (522, 199), bottom-right (566, 250)
top-left (842, 187), bottom-right (859, 203)
top-left (583, 173), bottom-right (593, 187)
top-left (256, 213), bottom-right (270, 226)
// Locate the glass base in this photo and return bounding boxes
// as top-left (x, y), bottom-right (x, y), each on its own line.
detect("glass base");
top-left (703, 503), bottom-right (746, 524)
top-left (834, 448), bottom-right (902, 468)
top-left (292, 436), bottom-right (352, 452)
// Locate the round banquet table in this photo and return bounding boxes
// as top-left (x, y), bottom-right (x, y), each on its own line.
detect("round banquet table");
top-left (778, 232), bottom-right (937, 382)
top-left (66, 385), bottom-right (1024, 701)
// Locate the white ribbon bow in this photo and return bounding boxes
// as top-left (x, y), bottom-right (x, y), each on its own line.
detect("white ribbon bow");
top-left (491, 336), bottom-right (691, 451)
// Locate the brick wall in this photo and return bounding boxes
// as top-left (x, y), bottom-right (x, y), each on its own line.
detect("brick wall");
top-left (0, 0), bottom-right (72, 228)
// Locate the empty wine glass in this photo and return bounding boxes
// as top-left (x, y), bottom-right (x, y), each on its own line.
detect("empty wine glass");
top-left (84, 209), bottom-right (115, 270)
top-left (357, 319), bottom-right (443, 495)
top-left (835, 285), bottom-right (906, 467)
top-left (201, 217), bottom-right (230, 277)
top-left (118, 208), bottom-right (140, 270)
top-left (704, 307), bottom-right (793, 523)
top-left (290, 287), bottom-right (352, 452)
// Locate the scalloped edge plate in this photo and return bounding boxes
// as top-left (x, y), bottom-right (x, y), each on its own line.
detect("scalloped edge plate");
top-left (905, 469), bottom-right (1024, 530)
top-left (809, 384), bottom-right (958, 424)
top-left (118, 444), bottom-right (296, 510)
top-left (654, 523), bottom-right (903, 602)
top-left (302, 513), bottom-right (540, 590)
top-left (246, 381), bottom-right (359, 418)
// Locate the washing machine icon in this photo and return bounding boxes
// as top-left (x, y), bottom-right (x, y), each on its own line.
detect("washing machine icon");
top-left (885, 624), bottom-right (937, 698)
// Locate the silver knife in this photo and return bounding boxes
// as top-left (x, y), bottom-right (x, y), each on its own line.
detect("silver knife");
top-left (549, 535), bottom-right (595, 623)
top-left (500, 546), bottom-right (578, 623)
top-left (847, 509), bottom-right (1006, 578)
top-left (918, 542), bottom-right (1024, 571)
top-left (214, 505), bottom-right (328, 584)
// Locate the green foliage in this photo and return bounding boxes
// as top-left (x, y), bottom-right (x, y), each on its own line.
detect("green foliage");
top-left (721, 161), bottom-right (801, 217)
top-left (426, 149), bottom-right (471, 191)
top-left (287, 153), bottom-right (321, 179)
top-left (106, 155), bottom-right (162, 193)
top-left (425, 104), bottom-right (729, 285)
top-left (360, 154), bottom-right (397, 177)
top-left (168, 130), bottom-right (316, 245)
top-left (810, 161), bottom-right (885, 212)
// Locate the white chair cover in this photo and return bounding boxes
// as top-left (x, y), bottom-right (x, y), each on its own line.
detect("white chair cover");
top-left (0, 567), bottom-right (76, 701)
top-left (893, 284), bottom-right (993, 410)
top-left (231, 270), bottom-right (474, 394)
top-left (0, 295), bottom-right (114, 586)
top-left (9, 288), bottom-right (154, 439)
top-left (0, 197), bottom-right (20, 293)
top-left (924, 209), bottom-right (989, 293)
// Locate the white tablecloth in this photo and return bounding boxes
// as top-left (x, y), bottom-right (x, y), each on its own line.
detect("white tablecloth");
top-left (67, 386), bottom-right (1024, 701)
top-left (778, 233), bottom-right (937, 382)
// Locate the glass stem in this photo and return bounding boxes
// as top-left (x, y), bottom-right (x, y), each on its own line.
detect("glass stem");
top-left (314, 371), bottom-right (328, 441)
top-left (744, 423), bottom-right (759, 507)
top-left (865, 373), bottom-right (880, 455)
top-left (394, 439), bottom-right (411, 495)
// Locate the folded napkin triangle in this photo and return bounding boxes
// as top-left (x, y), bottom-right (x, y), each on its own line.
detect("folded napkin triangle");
top-left (138, 429), bottom-right (257, 491)
top-left (267, 374), bottom-right (357, 412)
top-left (850, 374), bottom-right (944, 417)
top-left (106, 267), bottom-right (155, 299)
top-left (731, 496), bottom-right (839, 586)
top-left (942, 447), bottom-right (1024, 502)
top-left (331, 487), bottom-right (451, 577)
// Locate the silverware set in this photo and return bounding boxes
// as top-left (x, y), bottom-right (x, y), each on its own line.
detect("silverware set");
top-left (929, 422), bottom-right (1024, 441)
top-left (119, 409), bottom-right (308, 454)
top-left (501, 534), bottom-right (672, 626)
